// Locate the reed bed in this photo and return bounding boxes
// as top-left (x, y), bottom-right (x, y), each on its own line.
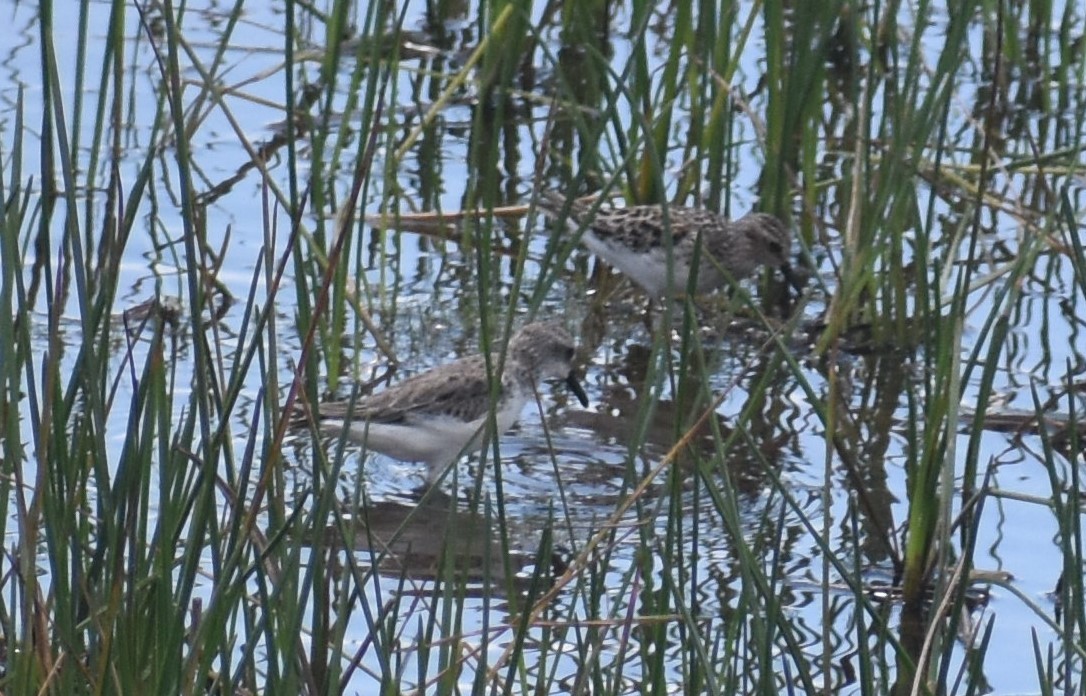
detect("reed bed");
top-left (0, 0), bottom-right (1083, 693)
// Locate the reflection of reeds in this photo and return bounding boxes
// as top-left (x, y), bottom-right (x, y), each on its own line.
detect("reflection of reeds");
top-left (5, 0), bottom-right (1086, 693)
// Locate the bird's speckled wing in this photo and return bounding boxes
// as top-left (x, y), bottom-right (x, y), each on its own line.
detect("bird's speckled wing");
top-left (317, 355), bottom-right (505, 425)
top-left (564, 202), bottom-right (718, 253)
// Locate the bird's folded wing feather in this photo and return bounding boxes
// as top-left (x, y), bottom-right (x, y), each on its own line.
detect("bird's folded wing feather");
top-left (318, 355), bottom-right (503, 425)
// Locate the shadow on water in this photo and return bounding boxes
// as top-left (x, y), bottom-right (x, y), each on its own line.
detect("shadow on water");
top-left (321, 491), bottom-right (568, 597)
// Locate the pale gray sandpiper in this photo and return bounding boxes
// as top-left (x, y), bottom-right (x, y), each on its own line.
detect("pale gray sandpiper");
top-left (537, 191), bottom-right (801, 298)
top-left (307, 322), bottom-right (590, 484)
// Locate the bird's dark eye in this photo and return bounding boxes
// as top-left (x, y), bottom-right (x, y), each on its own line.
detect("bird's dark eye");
top-left (767, 241), bottom-right (783, 254)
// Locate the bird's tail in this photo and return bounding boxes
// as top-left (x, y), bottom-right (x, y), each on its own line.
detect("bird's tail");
top-left (534, 190), bottom-right (595, 220)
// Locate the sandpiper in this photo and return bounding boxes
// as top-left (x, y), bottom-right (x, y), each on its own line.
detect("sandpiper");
top-left (305, 321), bottom-right (590, 483)
top-left (537, 191), bottom-right (801, 297)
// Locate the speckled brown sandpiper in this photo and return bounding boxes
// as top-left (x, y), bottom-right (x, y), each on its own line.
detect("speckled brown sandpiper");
top-left (307, 322), bottom-right (589, 483)
top-left (538, 192), bottom-right (801, 297)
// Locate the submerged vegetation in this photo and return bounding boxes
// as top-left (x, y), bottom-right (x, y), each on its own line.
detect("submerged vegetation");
top-left (0, 0), bottom-right (1084, 693)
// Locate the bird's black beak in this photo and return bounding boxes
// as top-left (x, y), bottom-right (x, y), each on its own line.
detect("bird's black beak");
top-left (780, 263), bottom-right (806, 293)
top-left (565, 372), bottom-right (590, 407)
